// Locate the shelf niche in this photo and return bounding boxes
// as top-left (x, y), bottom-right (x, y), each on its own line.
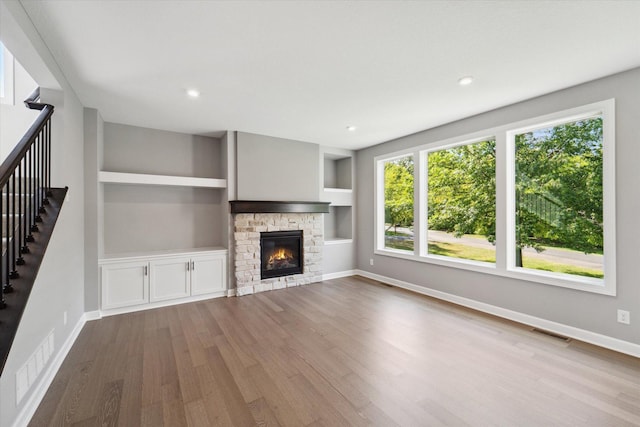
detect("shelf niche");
top-left (324, 205), bottom-right (352, 242)
top-left (324, 153), bottom-right (352, 190)
top-left (101, 123), bottom-right (229, 256)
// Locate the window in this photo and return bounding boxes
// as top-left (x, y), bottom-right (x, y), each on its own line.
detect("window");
top-left (375, 100), bottom-right (615, 295)
top-left (0, 41), bottom-right (15, 105)
top-left (513, 117), bottom-right (603, 279)
top-left (382, 155), bottom-right (414, 252)
top-left (427, 139), bottom-right (496, 263)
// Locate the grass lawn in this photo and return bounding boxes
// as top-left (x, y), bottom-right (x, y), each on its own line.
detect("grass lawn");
top-left (520, 256), bottom-right (603, 279)
top-left (385, 233), bottom-right (604, 279)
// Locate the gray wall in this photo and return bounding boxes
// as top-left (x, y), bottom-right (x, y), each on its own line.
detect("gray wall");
top-left (103, 122), bottom-right (223, 178)
top-left (323, 242), bottom-right (356, 274)
top-left (323, 157), bottom-right (352, 189)
top-left (83, 108), bottom-right (103, 311)
top-left (0, 56), bottom-right (39, 160)
top-left (356, 68), bottom-right (640, 345)
top-left (236, 132), bottom-right (319, 201)
top-left (103, 185), bottom-right (224, 254)
top-left (101, 124), bottom-right (226, 254)
top-left (0, 3), bottom-right (87, 423)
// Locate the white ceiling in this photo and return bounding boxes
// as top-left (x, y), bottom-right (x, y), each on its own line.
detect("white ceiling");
top-left (19, 1), bottom-right (640, 150)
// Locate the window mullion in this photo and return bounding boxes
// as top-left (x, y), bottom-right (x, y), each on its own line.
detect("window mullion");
top-left (416, 150), bottom-right (427, 257)
top-left (495, 132), bottom-right (509, 271)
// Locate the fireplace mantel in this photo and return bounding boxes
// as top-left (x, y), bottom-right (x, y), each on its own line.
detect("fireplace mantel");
top-left (230, 200), bottom-right (330, 214)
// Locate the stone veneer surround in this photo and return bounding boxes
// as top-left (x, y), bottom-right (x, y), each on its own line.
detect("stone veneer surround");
top-left (233, 213), bottom-right (323, 295)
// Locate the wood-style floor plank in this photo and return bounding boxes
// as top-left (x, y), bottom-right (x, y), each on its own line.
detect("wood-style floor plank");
top-left (30, 276), bottom-right (640, 426)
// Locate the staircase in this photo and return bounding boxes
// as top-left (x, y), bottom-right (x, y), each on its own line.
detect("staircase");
top-left (0, 88), bottom-right (67, 375)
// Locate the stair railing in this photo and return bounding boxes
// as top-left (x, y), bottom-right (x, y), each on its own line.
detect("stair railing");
top-left (0, 87), bottom-right (53, 309)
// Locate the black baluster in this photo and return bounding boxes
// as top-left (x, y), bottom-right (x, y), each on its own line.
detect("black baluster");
top-left (7, 174), bottom-right (20, 279)
top-left (17, 156), bottom-right (29, 258)
top-left (0, 188), bottom-right (9, 309)
top-left (39, 130), bottom-right (45, 215)
top-left (24, 147), bottom-right (33, 248)
top-left (46, 120), bottom-right (52, 198)
top-left (24, 146), bottom-right (38, 242)
top-left (35, 130), bottom-right (43, 222)
top-left (0, 183), bottom-right (13, 294)
top-left (15, 161), bottom-right (24, 268)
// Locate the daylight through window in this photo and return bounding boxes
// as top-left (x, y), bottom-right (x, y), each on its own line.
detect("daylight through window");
top-left (375, 100), bottom-right (615, 294)
top-left (427, 139), bottom-right (496, 263)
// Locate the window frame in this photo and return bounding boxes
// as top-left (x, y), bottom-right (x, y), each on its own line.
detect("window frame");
top-left (374, 99), bottom-right (616, 296)
top-left (375, 149), bottom-right (417, 254)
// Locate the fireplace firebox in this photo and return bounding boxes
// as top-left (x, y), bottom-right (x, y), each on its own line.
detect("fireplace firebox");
top-left (260, 230), bottom-right (303, 279)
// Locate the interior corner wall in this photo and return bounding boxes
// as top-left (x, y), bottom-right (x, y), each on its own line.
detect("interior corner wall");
top-left (0, 2), bottom-right (86, 426)
top-left (83, 108), bottom-right (103, 311)
top-left (236, 132), bottom-right (320, 201)
top-left (356, 67), bottom-right (640, 346)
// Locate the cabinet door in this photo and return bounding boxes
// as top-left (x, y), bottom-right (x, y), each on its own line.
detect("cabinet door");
top-left (149, 257), bottom-right (191, 302)
top-left (191, 254), bottom-right (226, 296)
top-left (101, 261), bottom-right (149, 310)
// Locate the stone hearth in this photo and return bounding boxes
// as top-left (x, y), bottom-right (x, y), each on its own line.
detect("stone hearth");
top-left (233, 213), bottom-right (323, 295)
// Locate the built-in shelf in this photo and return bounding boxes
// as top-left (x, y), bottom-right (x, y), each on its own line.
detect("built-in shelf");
top-left (324, 237), bottom-right (353, 245)
top-left (323, 188), bottom-right (352, 193)
top-left (324, 205), bottom-right (352, 241)
top-left (324, 154), bottom-right (353, 190)
top-left (100, 246), bottom-right (227, 263)
top-left (321, 188), bottom-right (353, 206)
top-left (99, 171), bottom-right (227, 189)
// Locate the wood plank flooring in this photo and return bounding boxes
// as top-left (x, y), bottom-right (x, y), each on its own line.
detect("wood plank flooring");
top-left (29, 276), bottom-right (640, 426)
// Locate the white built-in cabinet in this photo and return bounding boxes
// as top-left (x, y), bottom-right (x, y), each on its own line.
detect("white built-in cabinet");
top-left (97, 123), bottom-right (231, 313)
top-left (100, 248), bottom-right (227, 312)
top-left (100, 260), bottom-right (149, 310)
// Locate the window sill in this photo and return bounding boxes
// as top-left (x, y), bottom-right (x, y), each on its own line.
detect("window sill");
top-left (374, 248), bottom-right (614, 296)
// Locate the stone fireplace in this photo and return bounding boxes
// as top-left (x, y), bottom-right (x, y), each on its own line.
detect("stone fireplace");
top-left (230, 201), bottom-right (330, 296)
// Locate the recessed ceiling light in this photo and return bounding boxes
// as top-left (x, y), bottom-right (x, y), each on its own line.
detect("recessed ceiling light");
top-left (186, 89), bottom-right (200, 98)
top-left (458, 76), bottom-right (474, 86)
top-left (346, 126), bottom-right (357, 132)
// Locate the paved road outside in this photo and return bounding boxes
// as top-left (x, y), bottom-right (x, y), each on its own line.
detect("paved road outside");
top-left (388, 228), bottom-right (603, 270)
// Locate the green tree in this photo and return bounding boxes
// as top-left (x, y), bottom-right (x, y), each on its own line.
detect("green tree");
top-left (428, 140), bottom-right (496, 241)
top-left (384, 157), bottom-right (414, 233)
top-left (426, 117), bottom-right (603, 268)
top-left (515, 117), bottom-right (603, 255)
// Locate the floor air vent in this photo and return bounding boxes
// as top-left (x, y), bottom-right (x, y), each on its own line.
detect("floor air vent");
top-left (531, 328), bottom-right (571, 342)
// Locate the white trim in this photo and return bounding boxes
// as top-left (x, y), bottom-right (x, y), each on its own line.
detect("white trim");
top-left (354, 269), bottom-right (639, 358)
top-left (322, 270), bottom-right (356, 281)
top-left (84, 310), bottom-right (102, 321)
top-left (374, 247), bottom-right (613, 296)
top-left (99, 171), bottom-right (227, 189)
top-left (324, 238), bottom-right (353, 245)
top-left (323, 188), bottom-right (352, 193)
top-left (374, 99), bottom-right (615, 295)
top-left (99, 247), bottom-right (227, 263)
top-left (11, 312), bottom-right (89, 427)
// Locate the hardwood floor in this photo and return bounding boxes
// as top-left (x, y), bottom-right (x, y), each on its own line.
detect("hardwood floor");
top-left (30, 276), bottom-right (640, 426)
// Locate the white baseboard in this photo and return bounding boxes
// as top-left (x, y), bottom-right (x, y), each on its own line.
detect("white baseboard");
top-left (322, 270), bottom-right (357, 281)
top-left (84, 310), bottom-right (102, 321)
top-left (11, 312), bottom-right (90, 427)
top-left (355, 269), bottom-right (640, 358)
